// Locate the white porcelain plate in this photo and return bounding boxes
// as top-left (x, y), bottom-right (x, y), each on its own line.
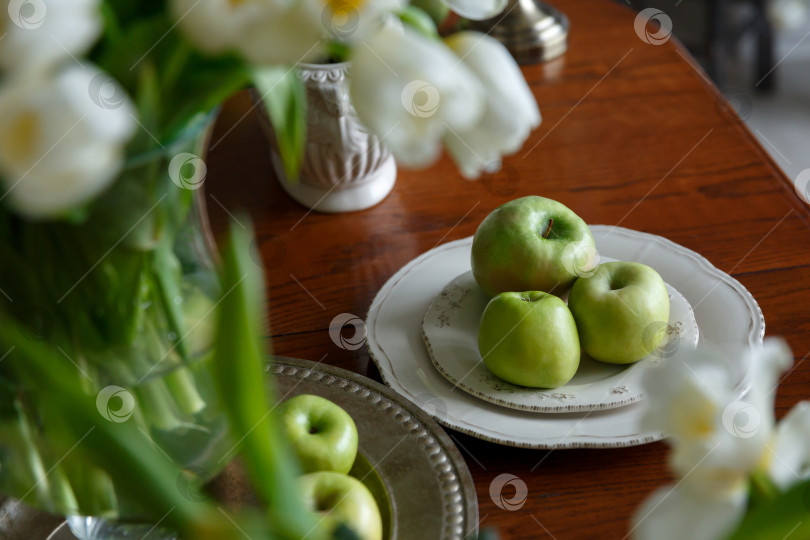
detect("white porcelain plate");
top-left (422, 267), bottom-right (699, 413)
top-left (366, 225), bottom-right (764, 449)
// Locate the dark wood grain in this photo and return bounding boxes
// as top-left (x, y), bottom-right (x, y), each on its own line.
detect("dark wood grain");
top-left (204, 0), bottom-right (810, 537)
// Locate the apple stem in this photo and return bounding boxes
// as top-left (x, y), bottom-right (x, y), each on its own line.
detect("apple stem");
top-left (543, 218), bottom-right (553, 239)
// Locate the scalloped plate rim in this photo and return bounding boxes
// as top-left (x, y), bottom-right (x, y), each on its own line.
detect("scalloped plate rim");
top-left (365, 225), bottom-right (765, 449)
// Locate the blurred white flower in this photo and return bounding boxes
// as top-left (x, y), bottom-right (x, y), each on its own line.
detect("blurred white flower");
top-left (442, 0), bottom-right (507, 20)
top-left (643, 340), bottom-right (790, 483)
top-left (350, 23), bottom-right (485, 167)
top-left (0, 0), bottom-right (101, 72)
top-left (0, 65), bottom-right (136, 218)
top-left (442, 31), bottom-right (540, 178)
top-left (170, 0), bottom-right (325, 65)
top-left (632, 338), bottom-right (804, 540)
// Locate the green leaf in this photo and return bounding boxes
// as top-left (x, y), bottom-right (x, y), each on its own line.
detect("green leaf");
top-left (726, 477), bottom-right (810, 540)
top-left (100, 0), bottom-right (164, 23)
top-left (398, 6), bottom-right (441, 39)
top-left (212, 219), bottom-right (322, 539)
top-left (158, 51), bottom-right (248, 141)
top-left (747, 469), bottom-right (779, 509)
top-left (95, 15), bottom-right (170, 100)
top-left (325, 41), bottom-right (352, 63)
top-left (94, 13), bottom-right (249, 145)
top-left (252, 67), bottom-right (307, 182)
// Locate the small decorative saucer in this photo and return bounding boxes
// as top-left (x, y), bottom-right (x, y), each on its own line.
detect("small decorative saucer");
top-left (422, 270), bottom-right (699, 413)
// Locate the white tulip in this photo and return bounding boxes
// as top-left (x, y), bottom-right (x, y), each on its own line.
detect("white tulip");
top-left (0, 0), bottom-right (101, 72)
top-left (642, 340), bottom-right (792, 481)
top-left (442, 0), bottom-right (507, 20)
top-left (0, 65), bottom-right (136, 218)
top-left (632, 338), bottom-right (805, 540)
top-left (442, 31), bottom-right (540, 178)
top-left (170, 0), bottom-right (326, 65)
top-left (350, 23), bottom-right (485, 167)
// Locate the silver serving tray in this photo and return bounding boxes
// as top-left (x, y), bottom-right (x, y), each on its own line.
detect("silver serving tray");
top-left (35, 356), bottom-right (478, 540)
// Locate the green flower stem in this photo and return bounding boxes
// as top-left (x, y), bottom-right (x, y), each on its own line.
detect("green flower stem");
top-left (104, 356), bottom-right (184, 435)
top-left (12, 400), bottom-right (62, 510)
top-left (163, 365), bottom-right (206, 417)
top-left (62, 463), bottom-right (118, 518)
top-left (134, 379), bottom-right (184, 433)
top-left (87, 469), bottom-right (117, 518)
top-left (44, 467), bottom-right (80, 517)
top-left (0, 321), bottom-right (218, 535)
top-left (127, 314), bottom-right (208, 423)
top-left (0, 417), bottom-right (47, 508)
top-left (153, 242), bottom-right (189, 361)
top-left (0, 400), bottom-right (81, 515)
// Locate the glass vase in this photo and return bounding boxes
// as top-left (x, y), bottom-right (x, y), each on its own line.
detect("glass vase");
top-left (0, 112), bottom-right (230, 539)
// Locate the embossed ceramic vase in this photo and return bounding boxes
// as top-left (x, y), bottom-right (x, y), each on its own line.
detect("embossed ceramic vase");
top-left (262, 61), bottom-right (397, 213)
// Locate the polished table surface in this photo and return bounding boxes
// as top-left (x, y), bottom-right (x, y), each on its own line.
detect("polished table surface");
top-left (205, 0), bottom-right (810, 538)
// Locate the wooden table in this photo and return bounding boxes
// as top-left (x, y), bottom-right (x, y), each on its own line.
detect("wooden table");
top-left (205, 0), bottom-right (810, 538)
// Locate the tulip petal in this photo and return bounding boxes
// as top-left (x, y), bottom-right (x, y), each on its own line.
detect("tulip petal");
top-left (640, 346), bottom-right (732, 442)
top-left (768, 401), bottom-right (810, 490)
top-left (443, 0), bottom-right (508, 20)
top-left (745, 338), bottom-right (793, 430)
top-left (631, 483), bottom-right (747, 540)
top-left (443, 31), bottom-right (540, 178)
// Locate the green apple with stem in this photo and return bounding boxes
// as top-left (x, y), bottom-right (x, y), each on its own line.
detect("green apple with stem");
top-left (471, 196), bottom-right (597, 297)
top-left (568, 261), bottom-right (670, 364)
top-left (478, 291), bottom-right (580, 388)
top-left (278, 394), bottom-right (358, 474)
top-left (298, 471), bottom-right (383, 540)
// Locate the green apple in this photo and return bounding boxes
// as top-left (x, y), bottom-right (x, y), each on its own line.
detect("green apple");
top-left (298, 471), bottom-right (383, 540)
top-left (568, 261), bottom-right (670, 364)
top-left (478, 291), bottom-right (580, 388)
top-left (278, 394), bottom-right (358, 474)
top-left (471, 196), bottom-right (596, 297)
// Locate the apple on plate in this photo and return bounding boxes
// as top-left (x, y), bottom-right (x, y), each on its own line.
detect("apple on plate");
top-left (278, 394), bottom-right (358, 474)
top-left (471, 195), bottom-right (597, 297)
top-left (298, 471), bottom-right (383, 540)
top-left (568, 261), bottom-right (670, 364)
top-left (478, 290), bottom-right (580, 388)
